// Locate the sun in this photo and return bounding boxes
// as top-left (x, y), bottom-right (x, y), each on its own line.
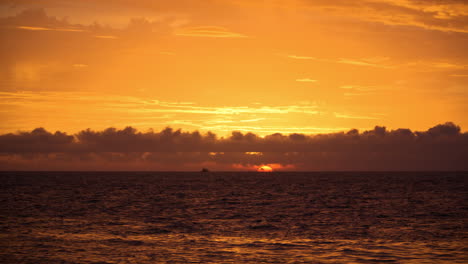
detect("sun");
top-left (257, 165), bottom-right (273, 172)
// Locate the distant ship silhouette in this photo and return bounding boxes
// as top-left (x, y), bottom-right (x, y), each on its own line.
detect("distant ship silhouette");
top-left (201, 168), bottom-right (210, 173)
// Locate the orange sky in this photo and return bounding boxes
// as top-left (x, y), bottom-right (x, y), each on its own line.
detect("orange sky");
top-left (1, 0), bottom-right (467, 136)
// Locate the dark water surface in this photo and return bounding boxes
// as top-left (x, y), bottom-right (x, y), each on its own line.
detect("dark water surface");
top-left (1, 172), bottom-right (467, 263)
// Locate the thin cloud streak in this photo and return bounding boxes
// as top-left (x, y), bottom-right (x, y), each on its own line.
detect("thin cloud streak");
top-left (164, 121), bottom-right (346, 134)
top-left (127, 106), bottom-right (319, 115)
top-left (296, 78), bottom-right (317, 82)
top-left (285, 55), bottom-right (316, 60)
top-left (174, 26), bottom-right (247, 38)
top-left (338, 58), bottom-right (391, 68)
top-left (334, 113), bottom-right (380, 120)
top-left (0, 91), bottom-right (328, 135)
top-left (283, 54), bottom-right (392, 69)
top-left (95, 35), bottom-right (118, 39)
top-left (450, 74), bottom-right (468, 77)
top-left (285, 54), bottom-right (467, 73)
top-left (16, 26), bottom-right (86, 32)
top-left (300, 0), bottom-right (468, 33)
top-left (0, 91), bottom-right (320, 116)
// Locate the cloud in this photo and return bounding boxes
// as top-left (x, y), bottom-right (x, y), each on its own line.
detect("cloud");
top-left (296, 78), bottom-right (317, 82)
top-left (285, 55), bottom-right (316, 60)
top-left (283, 54), bottom-right (393, 69)
top-left (0, 122), bottom-right (467, 171)
top-left (174, 26), bottom-right (247, 38)
top-left (0, 0), bottom-right (236, 27)
top-left (162, 123), bottom-right (346, 135)
top-left (2, 8), bottom-right (87, 33)
top-left (339, 85), bottom-right (386, 96)
top-left (338, 58), bottom-right (390, 68)
top-left (402, 61), bottom-right (468, 72)
top-left (16, 25), bottom-right (86, 32)
top-left (285, 54), bottom-right (463, 73)
top-left (159, 51), bottom-right (175, 55)
top-left (301, 0), bottom-right (468, 33)
top-left (4, 0), bottom-right (468, 34)
top-left (450, 74), bottom-right (468, 77)
top-left (333, 112), bottom-right (380, 120)
top-left (339, 85), bottom-right (377, 91)
top-left (112, 101), bottom-right (320, 115)
top-left (94, 35), bottom-right (118, 39)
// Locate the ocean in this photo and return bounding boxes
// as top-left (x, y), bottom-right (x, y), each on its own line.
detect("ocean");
top-left (1, 171), bottom-right (467, 263)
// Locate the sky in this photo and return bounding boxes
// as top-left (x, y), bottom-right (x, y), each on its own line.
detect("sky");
top-left (0, 0), bottom-right (467, 170)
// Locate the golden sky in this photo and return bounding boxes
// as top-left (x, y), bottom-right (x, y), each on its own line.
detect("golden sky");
top-left (1, 0), bottom-right (467, 136)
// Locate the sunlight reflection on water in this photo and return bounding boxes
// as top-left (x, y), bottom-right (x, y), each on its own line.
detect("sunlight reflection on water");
top-left (1, 171), bottom-right (466, 263)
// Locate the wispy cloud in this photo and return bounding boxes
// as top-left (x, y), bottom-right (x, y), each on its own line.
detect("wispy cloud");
top-left (0, 91), bottom-right (326, 134)
top-left (334, 112), bottom-right (380, 120)
top-left (285, 53), bottom-right (467, 72)
top-left (240, 118), bottom-right (266, 123)
top-left (402, 60), bottom-right (468, 72)
top-left (296, 78), bottom-right (317, 82)
top-left (283, 54), bottom-right (392, 69)
top-left (164, 121), bottom-right (347, 135)
top-left (95, 35), bottom-right (118, 39)
top-left (72, 64), bottom-right (88, 68)
top-left (340, 85), bottom-right (380, 92)
top-left (340, 85), bottom-right (389, 97)
top-left (128, 105), bottom-right (319, 115)
top-left (338, 58), bottom-right (392, 68)
top-left (0, 92), bottom-right (319, 116)
top-left (174, 26), bottom-right (247, 38)
top-left (17, 26), bottom-right (86, 32)
top-left (338, 58), bottom-right (379, 67)
top-left (301, 0), bottom-right (468, 33)
top-left (285, 54), bottom-right (316, 60)
top-left (430, 62), bottom-right (467, 70)
top-left (159, 51), bottom-right (175, 55)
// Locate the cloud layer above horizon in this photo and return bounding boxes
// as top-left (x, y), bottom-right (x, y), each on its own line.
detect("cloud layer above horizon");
top-left (1, 122), bottom-right (467, 171)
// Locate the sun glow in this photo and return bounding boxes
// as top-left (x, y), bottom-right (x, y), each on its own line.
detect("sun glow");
top-left (257, 165), bottom-right (273, 172)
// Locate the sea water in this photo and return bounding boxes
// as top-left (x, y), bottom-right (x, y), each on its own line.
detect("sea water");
top-left (1, 172), bottom-right (466, 263)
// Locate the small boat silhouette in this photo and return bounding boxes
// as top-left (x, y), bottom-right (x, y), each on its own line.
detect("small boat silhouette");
top-left (201, 168), bottom-right (210, 173)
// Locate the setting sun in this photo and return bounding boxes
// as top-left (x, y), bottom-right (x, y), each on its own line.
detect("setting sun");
top-left (257, 165), bottom-right (273, 172)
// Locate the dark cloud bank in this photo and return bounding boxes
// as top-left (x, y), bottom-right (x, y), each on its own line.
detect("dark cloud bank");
top-left (0, 122), bottom-right (467, 171)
